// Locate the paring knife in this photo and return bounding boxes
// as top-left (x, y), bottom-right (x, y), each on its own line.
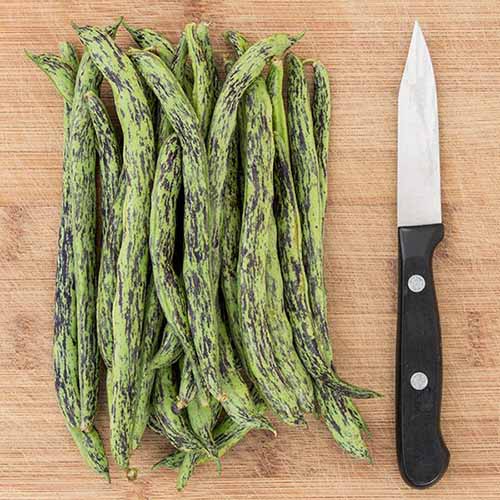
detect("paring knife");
top-left (396, 21), bottom-right (450, 488)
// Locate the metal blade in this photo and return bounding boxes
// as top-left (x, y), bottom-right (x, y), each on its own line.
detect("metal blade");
top-left (398, 21), bottom-right (441, 228)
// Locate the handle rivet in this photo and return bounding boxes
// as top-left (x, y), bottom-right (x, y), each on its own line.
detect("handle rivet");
top-left (410, 372), bottom-right (428, 390)
top-left (408, 274), bottom-right (425, 293)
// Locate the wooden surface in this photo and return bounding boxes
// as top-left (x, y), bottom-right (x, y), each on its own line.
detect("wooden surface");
top-left (1, 1), bottom-right (499, 498)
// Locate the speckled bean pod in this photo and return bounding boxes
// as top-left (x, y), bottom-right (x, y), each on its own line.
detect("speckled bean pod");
top-left (196, 22), bottom-right (219, 100)
top-left (129, 49), bottom-right (223, 401)
top-left (25, 51), bottom-right (76, 104)
top-left (131, 279), bottom-right (165, 449)
top-left (236, 65), bottom-right (303, 426)
top-left (311, 60), bottom-right (330, 219)
top-left (286, 52), bottom-right (333, 367)
top-left (185, 23), bottom-right (213, 139)
top-left (218, 310), bottom-right (275, 431)
top-left (153, 401), bottom-right (267, 490)
top-left (85, 90), bottom-right (122, 369)
top-left (66, 51), bottom-right (103, 432)
top-left (220, 133), bottom-right (247, 367)
top-left (75, 24), bottom-right (155, 469)
top-left (273, 133), bottom-right (379, 400)
top-left (149, 365), bottom-right (212, 456)
top-left (207, 31), bottom-right (302, 290)
top-left (28, 47), bottom-right (109, 479)
top-left (123, 21), bottom-right (175, 65)
top-left (148, 133), bottom-right (209, 402)
top-left (266, 216), bottom-right (315, 414)
top-left (59, 42), bottom-right (79, 72)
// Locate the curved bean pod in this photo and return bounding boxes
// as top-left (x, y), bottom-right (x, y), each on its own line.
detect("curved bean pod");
top-left (286, 52), bottom-right (332, 366)
top-left (148, 133), bottom-right (209, 402)
top-left (153, 401), bottom-right (268, 490)
top-left (237, 71), bottom-right (303, 425)
top-left (311, 60), bottom-right (330, 218)
top-left (185, 23), bottom-right (213, 139)
top-left (29, 49), bottom-right (109, 479)
top-left (129, 49), bottom-right (223, 401)
top-left (69, 425), bottom-right (110, 481)
top-left (273, 134), bottom-right (380, 399)
top-left (75, 24), bottom-right (155, 468)
top-left (25, 51), bottom-right (75, 104)
top-left (85, 90), bottom-right (122, 368)
top-left (150, 365), bottom-right (212, 456)
top-left (315, 383), bottom-right (371, 460)
top-left (131, 280), bottom-right (165, 449)
top-left (123, 21), bottom-right (175, 65)
top-left (266, 217), bottom-right (315, 414)
top-left (59, 42), bottom-right (79, 73)
top-left (150, 327), bottom-right (182, 369)
top-left (208, 31), bottom-right (302, 287)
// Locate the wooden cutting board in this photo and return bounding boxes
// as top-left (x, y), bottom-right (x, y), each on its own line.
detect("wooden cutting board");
top-left (1, 1), bottom-right (499, 498)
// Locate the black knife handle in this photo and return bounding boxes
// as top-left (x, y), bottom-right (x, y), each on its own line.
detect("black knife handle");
top-left (397, 224), bottom-right (449, 488)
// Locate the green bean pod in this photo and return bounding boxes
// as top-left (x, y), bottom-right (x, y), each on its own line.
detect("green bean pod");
top-left (84, 92), bottom-right (121, 222)
top-left (185, 26), bottom-right (265, 429)
top-left (25, 52), bottom-right (76, 103)
top-left (273, 132), bottom-right (375, 454)
top-left (286, 52), bottom-right (332, 367)
top-left (273, 134), bottom-right (379, 399)
top-left (131, 279), bottom-right (165, 449)
top-left (150, 327), bottom-right (182, 370)
top-left (129, 49), bottom-right (223, 401)
top-left (315, 383), bottom-right (370, 460)
top-left (155, 33), bottom-right (190, 148)
top-left (75, 24), bottom-right (155, 468)
top-left (187, 395), bottom-right (220, 466)
top-left (67, 53), bottom-right (101, 432)
top-left (123, 21), bottom-right (175, 65)
top-left (196, 22), bottom-right (219, 98)
top-left (218, 311), bottom-right (275, 431)
top-left (153, 401), bottom-right (268, 490)
top-left (148, 133), bottom-right (209, 402)
top-left (311, 60), bottom-right (330, 218)
top-left (150, 365), bottom-right (212, 456)
top-left (237, 70), bottom-right (303, 425)
top-left (266, 217), bottom-right (315, 414)
top-left (266, 58), bottom-right (289, 161)
top-left (59, 42), bottom-right (79, 73)
top-left (185, 23), bottom-right (213, 139)
top-left (226, 31), bottom-right (314, 415)
top-left (123, 21), bottom-right (176, 147)
top-left (220, 134), bottom-right (247, 367)
top-left (208, 31), bottom-right (302, 289)
top-left (85, 90), bottom-right (122, 368)
top-left (28, 49), bottom-right (109, 479)
top-left (176, 359), bottom-right (198, 411)
top-left (69, 425), bottom-right (110, 481)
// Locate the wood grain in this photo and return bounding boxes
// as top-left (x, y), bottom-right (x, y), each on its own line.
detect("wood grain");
top-left (1, 1), bottom-right (499, 498)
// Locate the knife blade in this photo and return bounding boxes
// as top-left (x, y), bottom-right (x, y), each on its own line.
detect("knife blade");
top-left (396, 21), bottom-right (450, 489)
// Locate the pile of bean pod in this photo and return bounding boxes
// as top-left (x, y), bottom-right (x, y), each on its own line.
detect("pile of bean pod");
top-left (27, 18), bottom-right (379, 489)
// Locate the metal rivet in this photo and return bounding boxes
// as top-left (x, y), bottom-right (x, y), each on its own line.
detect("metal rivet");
top-left (408, 274), bottom-right (425, 293)
top-left (410, 372), bottom-right (428, 390)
